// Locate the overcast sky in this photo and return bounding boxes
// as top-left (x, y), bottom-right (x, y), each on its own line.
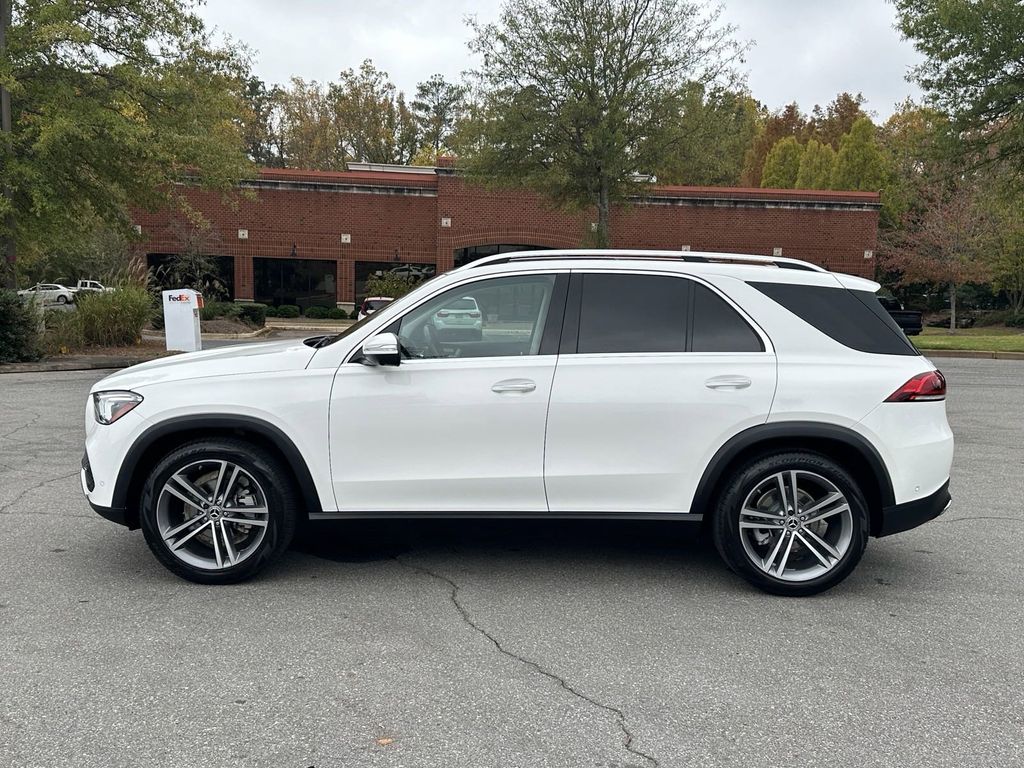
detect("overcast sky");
top-left (196, 0), bottom-right (923, 119)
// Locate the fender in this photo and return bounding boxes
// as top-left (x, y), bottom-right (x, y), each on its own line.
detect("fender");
top-left (690, 421), bottom-right (895, 516)
top-left (111, 414), bottom-right (323, 520)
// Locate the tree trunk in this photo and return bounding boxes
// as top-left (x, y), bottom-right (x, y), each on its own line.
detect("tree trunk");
top-left (948, 282), bottom-right (957, 334)
top-left (595, 177), bottom-right (610, 249)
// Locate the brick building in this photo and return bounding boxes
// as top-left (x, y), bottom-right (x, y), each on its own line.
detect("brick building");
top-left (134, 162), bottom-right (881, 311)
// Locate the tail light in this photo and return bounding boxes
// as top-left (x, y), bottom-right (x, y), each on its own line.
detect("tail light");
top-left (468, 311), bottom-right (481, 318)
top-left (885, 370), bottom-right (946, 402)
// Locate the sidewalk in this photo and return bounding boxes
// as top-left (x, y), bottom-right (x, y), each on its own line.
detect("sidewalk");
top-left (265, 317), bottom-right (354, 332)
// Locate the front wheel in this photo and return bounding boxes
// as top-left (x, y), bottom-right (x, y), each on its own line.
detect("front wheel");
top-left (139, 439), bottom-right (299, 584)
top-left (56, 295), bottom-right (68, 304)
top-left (712, 452), bottom-right (870, 596)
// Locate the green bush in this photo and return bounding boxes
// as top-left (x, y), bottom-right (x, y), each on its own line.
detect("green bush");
top-left (199, 301), bottom-right (241, 321)
top-left (264, 305), bottom-right (280, 318)
top-left (41, 309), bottom-right (84, 355)
top-left (1007, 314), bottom-right (1024, 328)
top-left (238, 302), bottom-right (267, 327)
top-left (304, 305), bottom-right (329, 319)
top-left (350, 309), bottom-right (360, 320)
top-left (326, 307), bottom-right (348, 320)
top-left (0, 291), bottom-right (42, 362)
top-left (276, 304), bottom-right (300, 318)
top-left (77, 286), bottom-right (154, 346)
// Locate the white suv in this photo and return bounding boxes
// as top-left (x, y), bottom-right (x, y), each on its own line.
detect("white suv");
top-left (81, 250), bottom-right (953, 595)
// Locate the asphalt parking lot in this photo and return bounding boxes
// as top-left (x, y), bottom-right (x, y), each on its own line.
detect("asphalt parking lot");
top-left (1, 357), bottom-right (1021, 768)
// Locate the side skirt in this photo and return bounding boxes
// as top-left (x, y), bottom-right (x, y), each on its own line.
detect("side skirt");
top-left (308, 510), bottom-right (704, 521)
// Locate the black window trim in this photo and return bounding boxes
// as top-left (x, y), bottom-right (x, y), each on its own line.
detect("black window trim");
top-left (561, 268), bottom-right (771, 356)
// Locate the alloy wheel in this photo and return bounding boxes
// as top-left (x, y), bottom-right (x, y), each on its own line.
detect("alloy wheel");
top-left (156, 459), bottom-right (270, 571)
top-left (738, 470), bottom-right (854, 583)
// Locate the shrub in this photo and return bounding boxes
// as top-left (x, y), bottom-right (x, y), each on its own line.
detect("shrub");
top-left (304, 305), bottom-right (329, 319)
top-left (41, 309), bottom-right (84, 355)
top-left (264, 305), bottom-right (280, 318)
top-left (238, 303), bottom-right (267, 327)
top-left (276, 304), bottom-right (300, 318)
top-left (199, 301), bottom-right (241, 321)
top-left (349, 309), bottom-right (360, 320)
top-left (326, 307), bottom-right (348, 320)
top-left (0, 291), bottom-right (42, 362)
top-left (1007, 314), bottom-right (1024, 328)
top-left (77, 286), bottom-right (154, 346)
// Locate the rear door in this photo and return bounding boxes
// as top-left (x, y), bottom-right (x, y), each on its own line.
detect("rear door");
top-left (544, 270), bottom-right (777, 514)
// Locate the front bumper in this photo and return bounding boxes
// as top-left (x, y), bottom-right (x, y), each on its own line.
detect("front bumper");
top-left (877, 479), bottom-right (950, 537)
top-left (81, 451), bottom-right (134, 528)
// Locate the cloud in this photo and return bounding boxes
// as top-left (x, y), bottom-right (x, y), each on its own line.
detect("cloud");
top-left (197, 0), bottom-right (923, 117)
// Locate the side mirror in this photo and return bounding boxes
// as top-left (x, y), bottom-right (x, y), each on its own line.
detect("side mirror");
top-left (361, 332), bottom-right (400, 366)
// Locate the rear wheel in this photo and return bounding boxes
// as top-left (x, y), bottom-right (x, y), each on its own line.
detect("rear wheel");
top-left (712, 452), bottom-right (869, 596)
top-left (140, 439), bottom-right (298, 584)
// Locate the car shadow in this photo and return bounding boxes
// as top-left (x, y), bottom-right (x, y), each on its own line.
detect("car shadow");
top-left (291, 517), bottom-right (710, 565)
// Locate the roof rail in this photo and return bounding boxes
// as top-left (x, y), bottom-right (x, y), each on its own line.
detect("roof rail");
top-left (463, 249), bottom-right (827, 273)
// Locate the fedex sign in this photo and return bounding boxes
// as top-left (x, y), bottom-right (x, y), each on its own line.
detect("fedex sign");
top-left (161, 289), bottom-right (203, 352)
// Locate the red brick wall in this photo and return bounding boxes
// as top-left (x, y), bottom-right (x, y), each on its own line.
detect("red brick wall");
top-left (133, 168), bottom-right (879, 305)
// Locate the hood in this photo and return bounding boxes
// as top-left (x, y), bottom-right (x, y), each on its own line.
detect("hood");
top-left (91, 338), bottom-right (319, 392)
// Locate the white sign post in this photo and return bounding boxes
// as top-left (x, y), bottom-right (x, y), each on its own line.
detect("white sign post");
top-left (161, 289), bottom-right (203, 352)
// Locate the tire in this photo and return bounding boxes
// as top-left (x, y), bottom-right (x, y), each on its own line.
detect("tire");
top-left (139, 438), bottom-right (299, 584)
top-left (56, 295), bottom-right (68, 304)
top-left (712, 451), bottom-right (870, 596)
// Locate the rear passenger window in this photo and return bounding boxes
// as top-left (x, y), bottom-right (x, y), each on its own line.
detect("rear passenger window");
top-left (577, 274), bottom-right (687, 353)
top-left (692, 284), bottom-right (764, 352)
top-left (750, 281), bottom-right (919, 356)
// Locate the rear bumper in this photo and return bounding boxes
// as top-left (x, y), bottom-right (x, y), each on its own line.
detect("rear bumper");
top-left (876, 479), bottom-right (950, 537)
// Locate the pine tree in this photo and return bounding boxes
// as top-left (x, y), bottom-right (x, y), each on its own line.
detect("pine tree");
top-left (761, 137), bottom-right (804, 188)
top-left (795, 139), bottom-right (836, 189)
top-left (831, 118), bottom-right (887, 191)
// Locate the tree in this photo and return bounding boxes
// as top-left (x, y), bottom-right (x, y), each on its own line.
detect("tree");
top-left (807, 92), bottom-right (867, 149)
top-left (276, 77), bottom-right (344, 170)
top-left (240, 76), bottom-right (285, 167)
top-left (656, 82), bottom-right (759, 186)
top-left (894, 0), bottom-right (1024, 181)
top-left (459, 0), bottom-right (747, 247)
top-left (364, 272), bottom-right (416, 300)
top-left (985, 191), bottom-right (1024, 315)
top-left (0, 0), bottom-right (253, 277)
top-left (156, 218), bottom-right (230, 299)
top-left (883, 177), bottom-right (990, 332)
top-left (831, 118), bottom-right (888, 192)
top-left (412, 74), bottom-right (466, 158)
top-left (761, 137), bottom-right (804, 188)
top-left (741, 102), bottom-right (805, 186)
top-left (795, 139), bottom-right (835, 189)
top-left (333, 60), bottom-right (418, 165)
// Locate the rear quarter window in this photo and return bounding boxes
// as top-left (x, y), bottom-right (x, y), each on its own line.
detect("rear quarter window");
top-left (750, 282), bottom-right (919, 356)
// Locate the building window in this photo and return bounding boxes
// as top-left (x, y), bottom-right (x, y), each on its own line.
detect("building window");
top-left (453, 244), bottom-right (550, 269)
top-left (147, 253), bottom-right (235, 301)
top-left (253, 257), bottom-right (335, 309)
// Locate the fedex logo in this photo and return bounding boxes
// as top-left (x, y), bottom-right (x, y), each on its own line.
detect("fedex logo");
top-left (167, 294), bottom-right (191, 302)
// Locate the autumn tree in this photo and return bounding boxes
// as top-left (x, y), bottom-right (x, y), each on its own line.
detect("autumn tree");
top-left (795, 139), bottom-right (836, 189)
top-left (807, 92), bottom-right (867, 149)
top-left (459, 0), bottom-right (747, 247)
top-left (412, 74), bottom-right (466, 159)
top-left (656, 83), bottom-right (759, 186)
top-left (240, 77), bottom-right (286, 167)
top-left (333, 60), bottom-right (418, 165)
top-left (761, 137), bottom-right (803, 188)
top-left (277, 78), bottom-right (344, 170)
top-left (741, 103), bottom-right (805, 186)
top-left (883, 177), bottom-right (990, 332)
top-left (0, 0), bottom-right (252, 280)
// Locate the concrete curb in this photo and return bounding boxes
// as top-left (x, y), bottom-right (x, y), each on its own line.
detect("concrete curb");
top-left (141, 326), bottom-right (272, 341)
top-left (920, 349), bottom-right (1024, 360)
top-left (265, 321), bottom-right (353, 332)
top-left (0, 356), bottom-right (169, 374)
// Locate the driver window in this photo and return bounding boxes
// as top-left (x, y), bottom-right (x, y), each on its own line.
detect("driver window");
top-left (397, 274), bottom-right (557, 360)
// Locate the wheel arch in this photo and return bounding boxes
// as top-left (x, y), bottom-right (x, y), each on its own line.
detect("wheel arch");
top-left (112, 415), bottom-right (323, 529)
top-left (692, 422), bottom-right (894, 536)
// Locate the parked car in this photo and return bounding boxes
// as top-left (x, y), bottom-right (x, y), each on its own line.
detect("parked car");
top-left (18, 283), bottom-right (76, 305)
top-left (357, 296), bottom-right (393, 321)
top-left (81, 249), bottom-right (953, 596)
top-left (878, 296), bottom-right (923, 336)
top-left (72, 279), bottom-right (114, 294)
top-left (432, 296), bottom-right (483, 340)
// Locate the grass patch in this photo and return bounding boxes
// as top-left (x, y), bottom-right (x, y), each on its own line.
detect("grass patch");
top-left (914, 327), bottom-right (1024, 353)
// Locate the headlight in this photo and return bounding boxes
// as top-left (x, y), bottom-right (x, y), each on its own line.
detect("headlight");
top-left (92, 391), bottom-right (144, 425)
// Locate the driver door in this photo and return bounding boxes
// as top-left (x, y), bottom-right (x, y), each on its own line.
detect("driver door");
top-left (329, 272), bottom-right (567, 513)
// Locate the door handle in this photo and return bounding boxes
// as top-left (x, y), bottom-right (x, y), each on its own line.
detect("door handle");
top-left (705, 375), bottom-right (752, 390)
top-left (492, 378), bottom-right (537, 394)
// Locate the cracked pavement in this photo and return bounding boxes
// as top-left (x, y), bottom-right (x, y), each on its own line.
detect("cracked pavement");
top-left (1, 358), bottom-right (1022, 768)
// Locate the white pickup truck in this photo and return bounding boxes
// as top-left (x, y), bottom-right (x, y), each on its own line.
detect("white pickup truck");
top-left (72, 279), bottom-right (114, 294)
